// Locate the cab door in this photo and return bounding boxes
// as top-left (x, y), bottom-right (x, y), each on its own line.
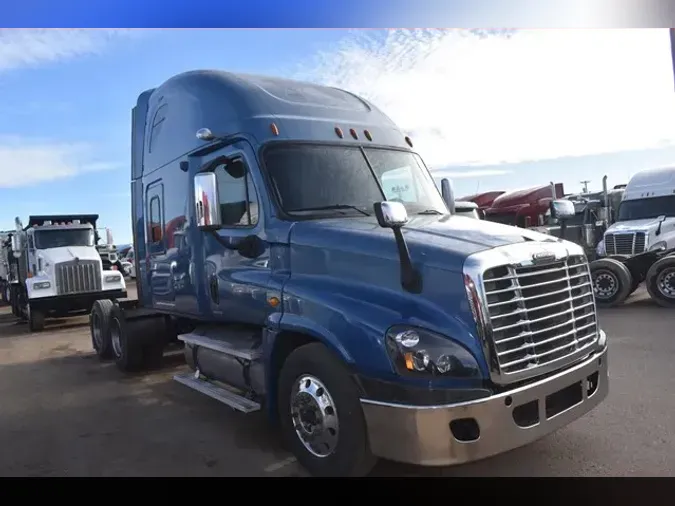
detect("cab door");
top-left (145, 180), bottom-right (174, 307)
top-left (197, 143), bottom-right (272, 325)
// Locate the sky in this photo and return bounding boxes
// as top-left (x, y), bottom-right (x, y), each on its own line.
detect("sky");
top-left (1, 28), bottom-right (675, 244)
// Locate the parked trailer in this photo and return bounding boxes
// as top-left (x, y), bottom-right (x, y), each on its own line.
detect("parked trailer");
top-left (89, 70), bottom-right (608, 477)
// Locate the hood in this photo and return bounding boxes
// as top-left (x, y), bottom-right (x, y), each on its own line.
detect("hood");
top-left (606, 217), bottom-right (670, 234)
top-left (38, 245), bottom-right (102, 264)
top-left (290, 214), bottom-right (558, 272)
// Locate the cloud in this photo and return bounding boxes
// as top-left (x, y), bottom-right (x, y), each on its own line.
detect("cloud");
top-left (295, 29), bottom-right (675, 170)
top-left (0, 30), bottom-right (136, 187)
top-left (0, 136), bottom-right (122, 188)
top-left (0, 29), bottom-right (135, 72)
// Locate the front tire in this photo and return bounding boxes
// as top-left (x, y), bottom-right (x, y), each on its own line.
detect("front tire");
top-left (645, 256), bottom-right (675, 308)
top-left (278, 343), bottom-right (376, 477)
top-left (590, 258), bottom-right (633, 307)
top-left (27, 304), bottom-right (45, 332)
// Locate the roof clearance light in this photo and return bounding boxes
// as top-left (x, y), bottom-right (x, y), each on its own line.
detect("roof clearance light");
top-left (335, 127), bottom-right (344, 139)
top-left (270, 123), bottom-right (279, 136)
top-left (44, 220), bottom-right (52, 226)
top-left (364, 130), bottom-right (373, 141)
top-left (349, 128), bottom-right (358, 140)
top-left (405, 136), bottom-right (413, 148)
top-left (73, 220), bottom-right (80, 224)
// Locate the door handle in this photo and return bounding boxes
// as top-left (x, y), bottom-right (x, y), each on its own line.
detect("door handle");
top-left (209, 274), bottom-right (219, 304)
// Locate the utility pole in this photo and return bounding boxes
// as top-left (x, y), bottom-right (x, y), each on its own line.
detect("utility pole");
top-left (580, 180), bottom-right (590, 193)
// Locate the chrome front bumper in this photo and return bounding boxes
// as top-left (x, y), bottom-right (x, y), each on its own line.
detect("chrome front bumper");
top-left (361, 345), bottom-right (608, 466)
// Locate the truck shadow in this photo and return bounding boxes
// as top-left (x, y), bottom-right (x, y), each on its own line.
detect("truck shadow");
top-left (0, 319), bottom-right (90, 339)
top-left (0, 350), bottom-right (292, 477)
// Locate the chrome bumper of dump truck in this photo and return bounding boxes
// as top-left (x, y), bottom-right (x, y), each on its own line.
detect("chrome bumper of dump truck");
top-left (361, 343), bottom-right (608, 466)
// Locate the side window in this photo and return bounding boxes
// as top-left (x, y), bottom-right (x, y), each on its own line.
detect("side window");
top-left (28, 234), bottom-right (34, 250)
top-left (214, 159), bottom-right (260, 227)
top-left (149, 196), bottom-right (163, 242)
top-left (149, 103), bottom-right (168, 153)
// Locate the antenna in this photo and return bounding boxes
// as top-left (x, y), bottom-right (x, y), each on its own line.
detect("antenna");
top-left (580, 180), bottom-right (590, 193)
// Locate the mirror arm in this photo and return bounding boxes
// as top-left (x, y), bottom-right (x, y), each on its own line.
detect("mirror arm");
top-left (393, 227), bottom-right (422, 294)
top-left (209, 231), bottom-right (240, 251)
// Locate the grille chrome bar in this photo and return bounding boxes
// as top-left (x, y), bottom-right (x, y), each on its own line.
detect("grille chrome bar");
top-left (55, 260), bottom-right (102, 295)
top-left (605, 232), bottom-right (646, 256)
top-left (464, 241), bottom-right (600, 385)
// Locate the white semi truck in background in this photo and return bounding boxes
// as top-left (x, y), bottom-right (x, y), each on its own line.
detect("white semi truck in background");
top-left (591, 167), bottom-right (675, 307)
top-left (3, 214), bottom-right (127, 331)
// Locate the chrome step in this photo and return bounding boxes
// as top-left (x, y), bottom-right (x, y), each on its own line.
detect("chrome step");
top-left (173, 372), bottom-right (261, 413)
top-left (178, 328), bottom-right (262, 361)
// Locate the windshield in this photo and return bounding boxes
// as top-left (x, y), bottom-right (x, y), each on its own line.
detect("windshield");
top-left (617, 195), bottom-right (675, 222)
top-left (455, 207), bottom-right (480, 220)
top-left (34, 229), bottom-right (94, 249)
top-left (263, 144), bottom-right (447, 218)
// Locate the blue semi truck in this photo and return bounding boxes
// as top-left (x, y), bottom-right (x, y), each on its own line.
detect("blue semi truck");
top-left (89, 70), bottom-right (609, 476)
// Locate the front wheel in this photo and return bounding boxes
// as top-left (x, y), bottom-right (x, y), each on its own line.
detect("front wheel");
top-left (277, 343), bottom-right (376, 477)
top-left (645, 256), bottom-right (675, 308)
top-left (27, 304), bottom-right (45, 332)
top-left (590, 258), bottom-right (633, 307)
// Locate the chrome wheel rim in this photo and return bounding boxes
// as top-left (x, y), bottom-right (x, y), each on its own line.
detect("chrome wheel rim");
top-left (656, 267), bottom-right (675, 299)
top-left (290, 375), bottom-right (339, 458)
top-left (593, 271), bottom-right (619, 299)
top-left (111, 318), bottom-right (122, 358)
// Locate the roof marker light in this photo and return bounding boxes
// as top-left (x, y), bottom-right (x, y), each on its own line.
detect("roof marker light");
top-left (270, 123), bottom-right (279, 136)
top-left (335, 127), bottom-right (344, 139)
top-left (349, 128), bottom-right (358, 140)
top-left (364, 130), bottom-right (373, 141)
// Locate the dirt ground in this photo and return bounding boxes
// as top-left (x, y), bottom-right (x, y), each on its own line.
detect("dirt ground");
top-left (1, 282), bottom-right (674, 476)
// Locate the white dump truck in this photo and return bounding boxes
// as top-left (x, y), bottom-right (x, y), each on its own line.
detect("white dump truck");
top-left (7, 214), bottom-right (127, 331)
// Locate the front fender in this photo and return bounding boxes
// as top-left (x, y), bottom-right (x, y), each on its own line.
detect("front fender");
top-left (276, 273), bottom-right (489, 384)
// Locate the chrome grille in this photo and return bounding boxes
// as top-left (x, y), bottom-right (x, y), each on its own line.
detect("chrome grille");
top-left (55, 260), bottom-right (102, 295)
top-left (605, 232), bottom-right (646, 256)
top-left (482, 254), bottom-right (598, 380)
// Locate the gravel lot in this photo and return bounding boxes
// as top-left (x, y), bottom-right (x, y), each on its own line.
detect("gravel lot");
top-left (0, 282), bottom-right (673, 477)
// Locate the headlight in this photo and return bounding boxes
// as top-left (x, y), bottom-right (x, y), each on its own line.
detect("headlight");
top-left (34, 281), bottom-right (51, 290)
top-left (385, 326), bottom-right (481, 378)
top-left (596, 239), bottom-right (606, 256)
top-left (105, 274), bottom-right (120, 283)
top-left (649, 241), bottom-right (667, 252)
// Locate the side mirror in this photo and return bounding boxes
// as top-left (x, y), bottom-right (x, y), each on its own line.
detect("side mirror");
top-left (374, 201), bottom-right (409, 228)
top-left (549, 199), bottom-right (575, 220)
top-left (441, 178), bottom-right (455, 214)
top-left (194, 172), bottom-right (222, 229)
top-left (373, 200), bottom-right (421, 294)
top-left (11, 234), bottom-right (21, 258)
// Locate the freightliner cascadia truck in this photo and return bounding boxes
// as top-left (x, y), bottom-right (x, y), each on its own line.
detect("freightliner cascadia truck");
top-left (88, 70), bottom-right (609, 476)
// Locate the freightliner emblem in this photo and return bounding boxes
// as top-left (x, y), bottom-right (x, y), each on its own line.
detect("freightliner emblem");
top-left (532, 250), bottom-right (556, 264)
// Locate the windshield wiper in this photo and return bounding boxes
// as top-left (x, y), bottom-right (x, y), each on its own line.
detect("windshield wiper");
top-left (417, 209), bottom-right (443, 215)
top-left (288, 204), bottom-right (371, 216)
